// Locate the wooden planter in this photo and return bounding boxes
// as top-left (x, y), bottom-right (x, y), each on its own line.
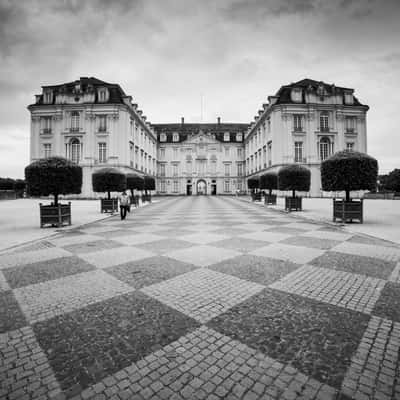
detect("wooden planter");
top-left (100, 198), bottom-right (118, 213)
top-left (333, 199), bottom-right (363, 223)
top-left (285, 196), bottom-right (302, 211)
top-left (264, 194), bottom-right (277, 205)
top-left (40, 203), bottom-right (71, 228)
top-left (252, 192), bottom-right (262, 202)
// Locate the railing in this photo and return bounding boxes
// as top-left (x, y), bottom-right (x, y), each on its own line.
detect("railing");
top-left (320, 126), bottom-right (330, 132)
top-left (98, 126), bottom-right (107, 132)
top-left (345, 128), bottom-right (356, 134)
top-left (70, 127), bottom-right (80, 132)
top-left (41, 128), bottom-right (52, 134)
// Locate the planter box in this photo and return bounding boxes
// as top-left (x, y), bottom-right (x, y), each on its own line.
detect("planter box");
top-left (252, 192), bottom-right (262, 202)
top-left (333, 199), bottom-right (363, 223)
top-left (264, 194), bottom-right (277, 205)
top-left (40, 203), bottom-right (71, 228)
top-left (285, 196), bottom-right (302, 211)
top-left (100, 198), bottom-right (118, 213)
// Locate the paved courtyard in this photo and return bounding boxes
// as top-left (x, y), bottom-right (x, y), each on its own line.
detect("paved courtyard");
top-left (1, 196), bottom-right (400, 400)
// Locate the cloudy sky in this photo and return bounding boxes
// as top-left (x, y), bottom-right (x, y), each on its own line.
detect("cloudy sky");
top-left (0, 0), bottom-right (399, 178)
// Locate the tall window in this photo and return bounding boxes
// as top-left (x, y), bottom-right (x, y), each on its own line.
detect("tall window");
top-left (173, 147), bottom-right (178, 159)
top-left (319, 137), bottom-right (331, 160)
top-left (160, 180), bottom-right (166, 192)
top-left (210, 161), bottom-right (216, 174)
top-left (345, 117), bottom-right (356, 133)
top-left (224, 164), bottom-right (230, 176)
top-left (41, 117), bottom-right (52, 134)
top-left (98, 115), bottom-right (107, 132)
top-left (173, 164), bottom-right (178, 176)
top-left (71, 111), bottom-right (80, 131)
top-left (346, 142), bottom-right (354, 151)
top-left (263, 146), bottom-right (267, 168)
top-left (237, 180), bottom-right (242, 191)
top-left (160, 164), bottom-right (166, 176)
top-left (186, 161), bottom-right (192, 174)
top-left (43, 143), bottom-right (51, 158)
top-left (224, 180), bottom-right (230, 192)
top-left (267, 118), bottom-right (271, 133)
top-left (69, 138), bottom-right (81, 163)
top-left (225, 147), bottom-right (230, 157)
top-left (160, 148), bottom-right (165, 159)
top-left (173, 180), bottom-right (179, 192)
top-left (320, 112), bottom-right (329, 132)
top-left (98, 142), bottom-right (106, 163)
top-left (237, 148), bottom-right (243, 158)
top-left (237, 163), bottom-right (243, 176)
top-left (267, 142), bottom-right (272, 166)
top-left (294, 142), bottom-right (303, 163)
top-left (293, 114), bottom-right (303, 132)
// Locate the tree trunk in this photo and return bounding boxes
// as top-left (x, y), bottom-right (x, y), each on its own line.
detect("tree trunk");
top-left (107, 191), bottom-right (110, 200)
top-left (346, 190), bottom-right (350, 202)
top-left (292, 190), bottom-right (295, 198)
top-left (54, 193), bottom-right (58, 206)
top-left (269, 189), bottom-right (272, 196)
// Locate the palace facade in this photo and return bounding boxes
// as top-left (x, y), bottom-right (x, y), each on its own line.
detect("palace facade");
top-left (28, 77), bottom-right (368, 197)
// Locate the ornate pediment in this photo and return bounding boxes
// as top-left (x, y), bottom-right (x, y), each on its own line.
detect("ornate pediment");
top-left (185, 130), bottom-right (220, 145)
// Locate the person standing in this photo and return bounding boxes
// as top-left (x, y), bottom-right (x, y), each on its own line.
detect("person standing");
top-left (119, 190), bottom-right (130, 220)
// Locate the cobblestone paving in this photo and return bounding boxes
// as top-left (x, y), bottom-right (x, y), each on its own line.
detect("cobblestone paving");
top-left (1, 195), bottom-right (400, 399)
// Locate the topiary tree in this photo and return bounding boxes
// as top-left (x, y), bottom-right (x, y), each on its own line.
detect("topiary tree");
top-left (92, 168), bottom-right (126, 199)
top-left (321, 151), bottom-right (378, 201)
top-left (384, 168), bottom-right (400, 193)
top-left (25, 157), bottom-right (82, 206)
top-left (0, 177), bottom-right (15, 190)
top-left (278, 164), bottom-right (310, 198)
top-left (126, 173), bottom-right (144, 197)
top-left (247, 177), bottom-right (259, 192)
top-left (260, 173), bottom-right (277, 196)
top-left (144, 176), bottom-right (155, 194)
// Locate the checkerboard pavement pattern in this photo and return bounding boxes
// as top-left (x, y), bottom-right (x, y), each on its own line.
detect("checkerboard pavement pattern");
top-left (1, 196), bottom-right (400, 399)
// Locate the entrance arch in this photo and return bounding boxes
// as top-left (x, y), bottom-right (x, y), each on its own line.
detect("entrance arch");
top-left (196, 179), bottom-right (207, 195)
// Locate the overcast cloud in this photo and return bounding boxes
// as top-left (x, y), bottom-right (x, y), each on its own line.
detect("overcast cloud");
top-left (0, 0), bottom-right (399, 178)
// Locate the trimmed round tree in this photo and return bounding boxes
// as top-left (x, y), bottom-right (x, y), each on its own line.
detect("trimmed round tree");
top-left (260, 172), bottom-right (277, 196)
top-left (25, 157), bottom-right (82, 206)
top-left (144, 176), bottom-right (155, 194)
top-left (92, 168), bottom-right (126, 199)
top-left (321, 151), bottom-right (378, 201)
top-left (278, 164), bottom-right (311, 198)
top-left (0, 177), bottom-right (15, 190)
top-left (247, 177), bottom-right (259, 192)
top-left (126, 173), bottom-right (144, 193)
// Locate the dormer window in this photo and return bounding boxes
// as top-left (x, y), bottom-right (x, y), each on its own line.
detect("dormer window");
top-left (236, 133), bottom-right (243, 141)
top-left (291, 88), bottom-right (302, 103)
top-left (173, 133), bottom-right (179, 142)
top-left (344, 92), bottom-right (354, 105)
top-left (160, 133), bottom-right (167, 142)
top-left (98, 88), bottom-right (107, 102)
top-left (44, 91), bottom-right (52, 104)
top-left (224, 132), bottom-right (230, 142)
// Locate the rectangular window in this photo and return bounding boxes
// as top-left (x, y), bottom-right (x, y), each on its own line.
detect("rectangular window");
top-left (43, 143), bottom-right (51, 158)
top-left (210, 161), bottom-right (216, 174)
top-left (237, 180), bottom-right (242, 191)
top-left (293, 115), bottom-right (303, 131)
top-left (160, 164), bottom-right (166, 177)
top-left (98, 115), bottom-right (107, 132)
top-left (173, 164), bottom-right (178, 176)
top-left (160, 148), bottom-right (165, 159)
top-left (346, 142), bottom-right (354, 151)
top-left (225, 147), bottom-right (230, 157)
top-left (294, 142), bottom-right (303, 163)
top-left (186, 161), bottom-right (192, 174)
top-left (160, 180), bottom-right (166, 192)
top-left (320, 113), bottom-right (329, 132)
top-left (345, 117), bottom-right (356, 133)
top-left (237, 148), bottom-right (243, 158)
top-left (71, 111), bottom-right (80, 131)
top-left (267, 143), bottom-right (272, 167)
top-left (98, 142), bottom-right (106, 163)
top-left (237, 163), bottom-right (243, 176)
top-left (173, 148), bottom-right (178, 159)
top-left (173, 180), bottom-right (179, 192)
top-left (41, 117), bottom-right (52, 134)
top-left (224, 180), bottom-right (230, 192)
top-left (225, 164), bottom-right (230, 176)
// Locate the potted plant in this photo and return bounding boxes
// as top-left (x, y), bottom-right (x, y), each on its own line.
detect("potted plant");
top-left (321, 150), bottom-right (378, 223)
top-left (143, 175), bottom-right (155, 203)
top-left (92, 168), bottom-right (126, 213)
top-left (278, 164), bottom-right (310, 211)
top-left (126, 173), bottom-right (144, 207)
top-left (260, 172), bottom-right (278, 205)
top-left (25, 157), bottom-right (82, 228)
top-left (247, 177), bottom-right (260, 201)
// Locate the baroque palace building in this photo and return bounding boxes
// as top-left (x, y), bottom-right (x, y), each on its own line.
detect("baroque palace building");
top-left (28, 77), bottom-right (368, 197)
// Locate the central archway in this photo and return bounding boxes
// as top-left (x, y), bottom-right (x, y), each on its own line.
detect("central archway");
top-left (196, 179), bottom-right (207, 195)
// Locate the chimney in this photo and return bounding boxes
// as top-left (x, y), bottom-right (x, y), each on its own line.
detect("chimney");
top-left (217, 117), bottom-right (221, 125)
top-left (181, 117), bottom-right (184, 124)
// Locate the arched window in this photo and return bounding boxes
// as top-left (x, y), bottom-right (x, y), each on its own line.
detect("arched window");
top-left (319, 137), bottom-right (331, 161)
top-left (69, 138), bottom-right (81, 163)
